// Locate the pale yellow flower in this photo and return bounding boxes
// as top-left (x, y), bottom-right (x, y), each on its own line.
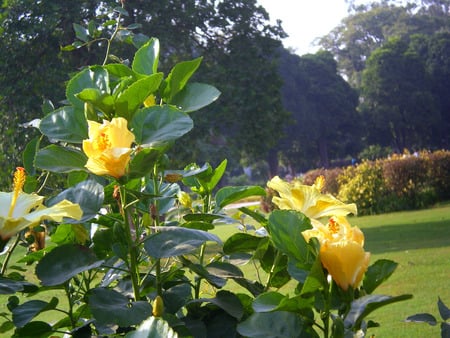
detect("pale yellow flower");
top-left (177, 191), bottom-right (192, 209)
top-left (0, 168), bottom-right (83, 250)
top-left (82, 117), bottom-right (135, 178)
top-left (267, 176), bottom-right (357, 222)
top-left (303, 216), bottom-right (370, 291)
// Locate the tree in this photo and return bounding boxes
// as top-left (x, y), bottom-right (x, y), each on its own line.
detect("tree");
top-left (0, 0), bottom-right (287, 187)
top-left (278, 49), bottom-right (360, 171)
top-left (360, 36), bottom-right (439, 151)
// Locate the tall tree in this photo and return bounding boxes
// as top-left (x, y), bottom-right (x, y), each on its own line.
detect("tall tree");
top-left (360, 36), bottom-right (439, 151)
top-left (0, 0), bottom-right (287, 186)
top-left (278, 49), bottom-right (360, 171)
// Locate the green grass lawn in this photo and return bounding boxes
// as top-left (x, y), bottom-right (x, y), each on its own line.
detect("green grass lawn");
top-left (212, 202), bottom-right (450, 337)
top-left (1, 203), bottom-right (449, 337)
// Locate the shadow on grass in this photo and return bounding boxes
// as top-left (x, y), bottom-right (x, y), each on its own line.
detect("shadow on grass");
top-left (362, 219), bottom-right (450, 254)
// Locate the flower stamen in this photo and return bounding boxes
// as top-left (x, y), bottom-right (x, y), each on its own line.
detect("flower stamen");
top-left (8, 167), bottom-right (26, 217)
top-left (327, 217), bottom-right (340, 234)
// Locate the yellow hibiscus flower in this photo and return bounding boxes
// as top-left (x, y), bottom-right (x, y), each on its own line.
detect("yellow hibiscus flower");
top-left (82, 117), bottom-right (135, 178)
top-left (267, 176), bottom-right (357, 223)
top-left (303, 216), bottom-right (370, 291)
top-left (0, 167), bottom-right (83, 251)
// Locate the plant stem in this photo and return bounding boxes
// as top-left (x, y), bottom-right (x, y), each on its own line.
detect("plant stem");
top-left (1, 235), bottom-right (20, 275)
top-left (120, 186), bottom-right (141, 301)
top-left (264, 250), bottom-right (281, 291)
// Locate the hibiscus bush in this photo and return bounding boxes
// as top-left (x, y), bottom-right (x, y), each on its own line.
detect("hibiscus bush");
top-left (0, 7), bottom-right (412, 338)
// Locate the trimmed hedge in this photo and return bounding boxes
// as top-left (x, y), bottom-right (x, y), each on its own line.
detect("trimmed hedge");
top-left (301, 150), bottom-right (450, 215)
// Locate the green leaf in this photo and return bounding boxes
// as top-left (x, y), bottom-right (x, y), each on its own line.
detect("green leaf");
top-left (252, 292), bottom-right (285, 312)
top-left (89, 288), bottom-right (152, 326)
top-left (12, 298), bottom-right (58, 328)
top-left (171, 82), bottom-right (220, 113)
top-left (215, 185), bottom-right (266, 209)
top-left (144, 227), bottom-right (221, 258)
top-left (131, 106), bottom-right (193, 146)
top-left (35, 145), bottom-right (88, 173)
top-left (125, 317), bottom-right (178, 338)
top-left (162, 57), bottom-right (203, 102)
top-left (267, 210), bottom-right (312, 263)
top-left (183, 213), bottom-right (223, 223)
top-left (300, 255), bottom-right (327, 295)
top-left (0, 277), bottom-right (38, 295)
top-left (66, 66), bottom-right (110, 110)
top-left (182, 221), bottom-right (214, 231)
top-left (223, 233), bottom-right (265, 255)
top-left (22, 137), bottom-right (40, 176)
top-left (439, 297), bottom-right (450, 321)
top-left (405, 313), bottom-right (438, 326)
top-left (104, 63), bottom-right (136, 78)
top-left (206, 261), bottom-right (244, 279)
top-left (128, 148), bottom-right (161, 178)
top-left (39, 106), bottom-right (88, 143)
top-left (193, 290), bottom-right (244, 320)
top-left (50, 224), bottom-right (89, 245)
top-left (36, 244), bottom-right (104, 286)
top-left (48, 179), bottom-right (104, 223)
top-left (132, 38), bottom-right (160, 75)
top-left (73, 23), bottom-right (89, 42)
top-left (237, 311), bottom-right (302, 338)
top-left (115, 73), bottom-right (164, 119)
top-left (344, 294), bottom-right (413, 329)
top-left (363, 259), bottom-right (398, 294)
top-left (76, 88), bottom-right (115, 117)
top-left (13, 321), bottom-right (52, 337)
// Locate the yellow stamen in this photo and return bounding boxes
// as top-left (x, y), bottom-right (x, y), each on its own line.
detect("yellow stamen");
top-left (98, 132), bottom-right (111, 151)
top-left (8, 167), bottom-right (26, 217)
top-left (313, 175), bottom-right (325, 192)
top-left (327, 218), bottom-right (340, 234)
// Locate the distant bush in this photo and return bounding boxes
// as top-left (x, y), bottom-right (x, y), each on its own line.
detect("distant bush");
top-left (337, 160), bottom-right (387, 215)
top-left (427, 150), bottom-right (450, 200)
top-left (302, 167), bottom-right (343, 196)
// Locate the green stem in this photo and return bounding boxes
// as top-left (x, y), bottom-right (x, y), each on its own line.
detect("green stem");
top-left (264, 250), bottom-right (281, 291)
top-left (322, 276), bottom-right (333, 338)
top-left (120, 186), bottom-right (141, 301)
top-left (101, 3), bottom-right (123, 65)
top-left (152, 171), bottom-right (163, 297)
top-left (1, 235), bottom-right (20, 275)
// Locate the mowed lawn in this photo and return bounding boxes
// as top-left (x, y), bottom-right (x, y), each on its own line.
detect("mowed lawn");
top-left (212, 202), bottom-right (450, 337)
top-left (0, 203), bottom-right (448, 337)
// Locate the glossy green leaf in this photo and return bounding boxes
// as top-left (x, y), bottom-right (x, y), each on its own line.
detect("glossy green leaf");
top-left (13, 321), bottom-right (52, 337)
top-left (439, 297), bottom-right (450, 321)
top-left (89, 288), bottom-right (152, 326)
top-left (179, 256), bottom-right (225, 288)
top-left (344, 294), bottom-right (413, 329)
top-left (162, 57), bottom-right (202, 102)
top-left (171, 82), bottom-right (220, 113)
top-left (300, 255), bottom-right (327, 295)
top-left (144, 227), bottom-right (221, 258)
top-left (127, 148), bottom-right (161, 178)
top-left (131, 106), bottom-right (193, 146)
top-left (39, 106), bottom-right (88, 143)
top-left (0, 277), bottom-right (38, 295)
top-left (182, 221), bottom-right (214, 231)
top-left (252, 292), bottom-right (285, 312)
top-left (73, 23), bottom-right (89, 42)
top-left (405, 313), bottom-right (437, 325)
top-left (237, 311), bottom-right (302, 338)
top-left (132, 38), bottom-right (160, 75)
top-left (35, 145), bottom-right (88, 173)
top-left (183, 213), bottom-right (223, 223)
top-left (76, 88), bottom-right (115, 117)
top-left (193, 290), bottom-right (244, 320)
top-left (206, 261), bottom-right (244, 279)
top-left (22, 137), bottom-right (40, 176)
top-left (223, 233), bottom-right (264, 255)
top-left (66, 66), bottom-right (110, 110)
top-left (363, 259), bottom-right (398, 294)
top-left (267, 210), bottom-right (312, 263)
top-left (105, 63), bottom-right (136, 78)
top-left (36, 244), bottom-right (104, 286)
top-left (12, 298), bottom-right (58, 328)
top-left (125, 317), bottom-right (178, 338)
top-left (115, 73), bottom-right (164, 119)
top-left (48, 179), bottom-right (104, 223)
top-left (50, 224), bottom-right (89, 245)
top-left (215, 185), bottom-right (266, 209)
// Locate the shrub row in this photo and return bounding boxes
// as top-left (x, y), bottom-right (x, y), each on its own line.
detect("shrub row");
top-left (302, 150), bottom-right (450, 215)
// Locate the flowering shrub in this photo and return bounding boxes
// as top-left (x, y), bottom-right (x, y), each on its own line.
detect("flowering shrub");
top-left (302, 167), bottom-right (343, 196)
top-left (337, 161), bottom-right (387, 215)
top-left (0, 8), bottom-right (411, 338)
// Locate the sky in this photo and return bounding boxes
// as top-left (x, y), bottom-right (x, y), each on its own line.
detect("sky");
top-left (257, 0), bottom-right (350, 55)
